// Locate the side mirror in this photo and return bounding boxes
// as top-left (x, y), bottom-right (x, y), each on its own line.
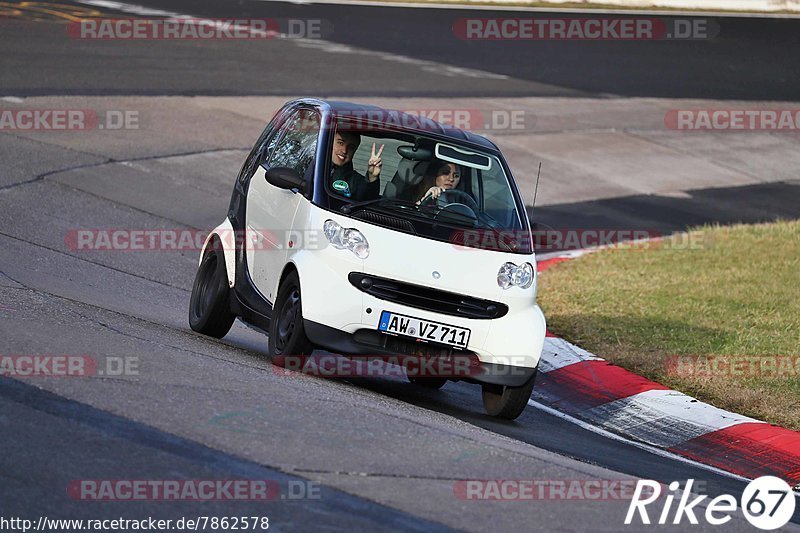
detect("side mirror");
top-left (264, 166), bottom-right (305, 191)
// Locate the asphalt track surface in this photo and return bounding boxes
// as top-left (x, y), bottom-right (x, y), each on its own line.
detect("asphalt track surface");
top-left (1, 0), bottom-right (800, 531)
top-left (0, 0), bottom-right (799, 99)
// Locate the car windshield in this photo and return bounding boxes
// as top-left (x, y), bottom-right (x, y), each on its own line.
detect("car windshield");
top-left (322, 123), bottom-right (530, 253)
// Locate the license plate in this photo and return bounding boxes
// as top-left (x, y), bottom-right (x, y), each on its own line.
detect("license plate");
top-left (378, 311), bottom-right (471, 349)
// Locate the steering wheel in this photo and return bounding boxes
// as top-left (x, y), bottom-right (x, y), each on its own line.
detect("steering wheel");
top-left (435, 189), bottom-right (479, 220)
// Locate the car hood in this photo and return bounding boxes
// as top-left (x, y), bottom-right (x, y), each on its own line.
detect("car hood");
top-left (316, 209), bottom-right (536, 306)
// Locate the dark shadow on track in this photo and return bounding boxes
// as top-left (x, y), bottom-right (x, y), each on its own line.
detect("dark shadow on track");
top-left (0, 376), bottom-right (453, 531)
top-left (530, 180), bottom-right (800, 242)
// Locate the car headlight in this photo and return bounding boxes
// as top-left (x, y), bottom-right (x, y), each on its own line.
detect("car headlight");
top-left (323, 219), bottom-right (370, 259)
top-left (497, 262), bottom-right (534, 289)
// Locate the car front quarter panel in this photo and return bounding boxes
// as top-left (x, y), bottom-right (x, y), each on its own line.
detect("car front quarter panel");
top-left (199, 218), bottom-right (236, 289)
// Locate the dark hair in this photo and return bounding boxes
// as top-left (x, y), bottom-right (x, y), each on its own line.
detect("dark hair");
top-left (414, 160), bottom-right (461, 201)
top-left (336, 130), bottom-right (361, 148)
top-left (426, 160), bottom-right (453, 180)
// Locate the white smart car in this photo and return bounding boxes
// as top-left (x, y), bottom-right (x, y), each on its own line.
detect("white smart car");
top-left (189, 99), bottom-right (546, 419)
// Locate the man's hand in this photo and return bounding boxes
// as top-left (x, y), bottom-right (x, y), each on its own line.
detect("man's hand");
top-left (367, 143), bottom-right (384, 182)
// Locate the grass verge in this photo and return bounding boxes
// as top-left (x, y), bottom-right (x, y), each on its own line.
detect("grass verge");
top-left (538, 220), bottom-right (800, 430)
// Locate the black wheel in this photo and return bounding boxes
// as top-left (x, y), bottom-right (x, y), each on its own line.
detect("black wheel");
top-left (481, 372), bottom-right (537, 420)
top-left (269, 271), bottom-right (313, 358)
top-left (408, 376), bottom-right (447, 389)
top-left (189, 247), bottom-right (235, 338)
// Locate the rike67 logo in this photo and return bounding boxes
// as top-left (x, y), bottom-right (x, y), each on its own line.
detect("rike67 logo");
top-left (626, 477), bottom-right (796, 530)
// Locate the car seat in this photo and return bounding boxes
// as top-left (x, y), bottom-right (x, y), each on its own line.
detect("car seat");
top-left (383, 158), bottom-right (430, 201)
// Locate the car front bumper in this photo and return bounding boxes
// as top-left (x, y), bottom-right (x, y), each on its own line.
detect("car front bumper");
top-left (303, 319), bottom-right (538, 387)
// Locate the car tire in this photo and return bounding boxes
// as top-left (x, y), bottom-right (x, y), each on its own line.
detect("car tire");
top-left (189, 247), bottom-right (235, 338)
top-left (269, 271), bottom-right (314, 359)
top-left (408, 376), bottom-right (447, 389)
top-left (481, 372), bottom-right (537, 420)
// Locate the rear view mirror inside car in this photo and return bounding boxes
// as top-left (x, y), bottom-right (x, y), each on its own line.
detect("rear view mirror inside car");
top-left (397, 145), bottom-right (433, 160)
top-left (435, 143), bottom-right (492, 171)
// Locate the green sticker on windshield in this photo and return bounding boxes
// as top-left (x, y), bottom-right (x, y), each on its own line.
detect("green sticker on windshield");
top-left (332, 180), bottom-right (351, 196)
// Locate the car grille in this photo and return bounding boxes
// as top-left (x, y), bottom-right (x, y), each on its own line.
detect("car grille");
top-left (351, 210), bottom-right (416, 234)
top-left (348, 272), bottom-right (508, 320)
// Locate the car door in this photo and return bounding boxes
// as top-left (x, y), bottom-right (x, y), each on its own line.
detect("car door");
top-left (246, 107), bottom-right (320, 303)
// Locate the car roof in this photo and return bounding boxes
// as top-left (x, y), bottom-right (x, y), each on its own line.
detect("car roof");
top-left (290, 98), bottom-right (501, 154)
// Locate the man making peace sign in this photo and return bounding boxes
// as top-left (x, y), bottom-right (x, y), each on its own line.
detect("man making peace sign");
top-left (329, 131), bottom-right (385, 202)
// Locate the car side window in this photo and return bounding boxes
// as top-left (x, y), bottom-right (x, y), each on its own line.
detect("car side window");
top-left (266, 109), bottom-right (320, 179)
top-left (238, 136), bottom-right (265, 185)
top-left (237, 113), bottom-right (288, 185)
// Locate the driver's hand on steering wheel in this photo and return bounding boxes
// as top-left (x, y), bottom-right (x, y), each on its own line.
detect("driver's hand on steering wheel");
top-left (417, 186), bottom-right (445, 205)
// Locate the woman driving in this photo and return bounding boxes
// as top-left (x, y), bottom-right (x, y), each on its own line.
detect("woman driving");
top-left (416, 160), bottom-right (462, 205)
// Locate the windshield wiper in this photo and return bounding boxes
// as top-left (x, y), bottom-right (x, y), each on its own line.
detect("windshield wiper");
top-left (340, 197), bottom-right (418, 214)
